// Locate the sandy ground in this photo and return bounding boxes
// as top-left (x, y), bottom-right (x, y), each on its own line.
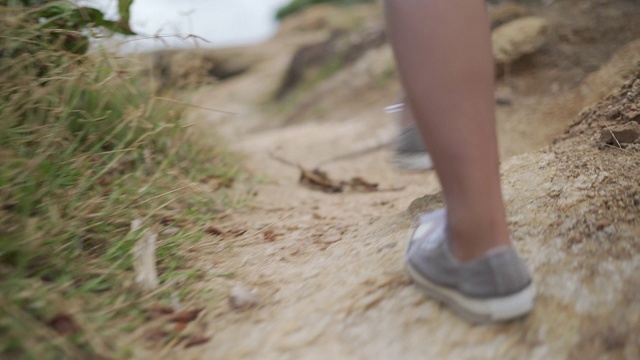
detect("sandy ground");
top-left (141, 2), bottom-right (640, 359)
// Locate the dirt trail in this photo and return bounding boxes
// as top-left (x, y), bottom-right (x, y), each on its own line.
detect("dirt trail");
top-left (158, 3), bottom-right (640, 359)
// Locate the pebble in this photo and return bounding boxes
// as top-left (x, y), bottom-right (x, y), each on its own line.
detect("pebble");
top-left (599, 122), bottom-right (640, 145)
top-left (229, 284), bottom-right (260, 310)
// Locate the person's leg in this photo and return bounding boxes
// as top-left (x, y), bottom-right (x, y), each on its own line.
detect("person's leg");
top-left (386, 0), bottom-right (535, 323)
top-left (385, 0), bottom-right (509, 261)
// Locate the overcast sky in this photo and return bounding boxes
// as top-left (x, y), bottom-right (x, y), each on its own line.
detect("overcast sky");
top-left (80, 0), bottom-right (291, 51)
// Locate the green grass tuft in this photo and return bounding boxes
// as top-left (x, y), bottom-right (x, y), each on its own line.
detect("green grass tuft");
top-left (0, 6), bottom-right (238, 359)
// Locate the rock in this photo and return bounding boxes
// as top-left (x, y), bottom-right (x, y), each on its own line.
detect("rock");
top-left (599, 122), bottom-right (640, 145)
top-left (229, 285), bottom-right (260, 310)
top-left (492, 16), bottom-right (548, 65)
top-left (488, 2), bottom-right (528, 29)
top-left (151, 50), bottom-right (250, 93)
top-left (603, 225), bottom-right (616, 235)
top-left (276, 26), bottom-right (387, 100)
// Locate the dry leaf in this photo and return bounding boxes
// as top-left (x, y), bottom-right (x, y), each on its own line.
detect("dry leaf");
top-left (262, 229), bottom-right (280, 242)
top-left (228, 229), bottom-right (248, 237)
top-left (160, 216), bottom-right (176, 226)
top-left (173, 322), bottom-right (188, 333)
top-left (299, 166), bottom-right (345, 193)
top-left (349, 177), bottom-right (379, 192)
top-left (184, 335), bottom-right (211, 348)
top-left (49, 313), bottom-right (80, 336)
top-left (208, 177), bottom-right (234, 191)
top-left (204, 226), bottom-right (226, 236)
top-left (168, 309), bottom-right (203, 323)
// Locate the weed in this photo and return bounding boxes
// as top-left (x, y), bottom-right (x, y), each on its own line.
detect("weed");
top-left (0, 4), bottom-right (237, 358)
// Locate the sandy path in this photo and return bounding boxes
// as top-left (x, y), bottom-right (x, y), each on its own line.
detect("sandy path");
top-left (169, 34), bottom-right (640, 359)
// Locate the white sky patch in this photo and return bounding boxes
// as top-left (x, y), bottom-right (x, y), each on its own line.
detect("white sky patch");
top-left (77, 0), bottom-right (290, 51)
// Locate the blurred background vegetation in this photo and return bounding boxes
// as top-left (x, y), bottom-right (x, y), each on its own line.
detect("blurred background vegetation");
top-left (276, 0), bottom-right (375, 20)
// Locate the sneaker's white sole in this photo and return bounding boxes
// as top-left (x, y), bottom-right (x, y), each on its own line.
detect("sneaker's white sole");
top-left (405, 262), bottom-right (536, 324)
top-left (392, 153), bottom-right (434, 171)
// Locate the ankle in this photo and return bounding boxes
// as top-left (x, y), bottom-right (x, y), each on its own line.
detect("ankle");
top-left (447, 221), bottom-right (511, 262)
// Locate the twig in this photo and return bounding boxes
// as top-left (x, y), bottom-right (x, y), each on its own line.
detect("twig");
top-left (605, 124), bottom-right (623, 149)
top-left (603, 144), bottom-right (634, 154)
top-left (268, 151), bottom-right (299, 168)
top-left (315, 141), bottom-right (390, 168)
top-left (269, 140), bottom-right (390, 170)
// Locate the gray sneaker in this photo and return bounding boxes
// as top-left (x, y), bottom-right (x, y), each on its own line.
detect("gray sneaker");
top-left (405, 209), bottom-right (536, 324)
top-left (393, 124), bottom-right (434, 171)
top-left (385, 104), bottom-right (433, 171)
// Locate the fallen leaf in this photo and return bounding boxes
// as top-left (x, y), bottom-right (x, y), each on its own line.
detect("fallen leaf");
top-left (204, 226), bottom-right (226, 236)
top-left (263, 229), bottom-right (280, 242)
top-left (184, 335), bottom-right (211, 348)
top-left (228, 229), bottom-right (248, 237)
top-left (299, 166), bottom-right (345, 193)
top-left (49, 313), bottom-right (80, 336)
top-left (160, 216), bottom-right (176, 226)
top-left (168, 309), bottom-right (204, 323)
top-left (208, 177), bottom-right (234, 191)
top-left (173, 322), bottom-right (188, 333)
top-left (349, 177), bottom-right (379, 192)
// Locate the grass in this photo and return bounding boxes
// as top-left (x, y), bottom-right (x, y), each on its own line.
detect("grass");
top-left (0, 7), bottom-right (238, 359)
top-left (276, 0), bottom-right (375, 21)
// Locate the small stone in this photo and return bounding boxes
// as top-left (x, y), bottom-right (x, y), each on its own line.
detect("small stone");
top-left (492, 16), bottom-right (548, 65)
top-left (603, 225), bottom-right (616, 235)
top-left (229, 285), bottom-right (260, 310)
top-left (599, 122), bottom-right (640, 145)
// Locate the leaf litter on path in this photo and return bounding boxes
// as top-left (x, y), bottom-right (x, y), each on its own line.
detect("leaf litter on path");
top-left (298, 166), bottom-right (403, 194)
top-left (143, 306), bottom-right (210, 349)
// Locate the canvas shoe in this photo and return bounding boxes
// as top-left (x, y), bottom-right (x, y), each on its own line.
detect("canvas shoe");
top-left (385, 103), bottom-right (433, 171)
top-left (405, 209), bottom-right (536, 324)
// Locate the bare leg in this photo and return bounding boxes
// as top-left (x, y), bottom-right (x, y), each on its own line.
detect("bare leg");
top-left (385, 0), bottom-right (510, 261)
